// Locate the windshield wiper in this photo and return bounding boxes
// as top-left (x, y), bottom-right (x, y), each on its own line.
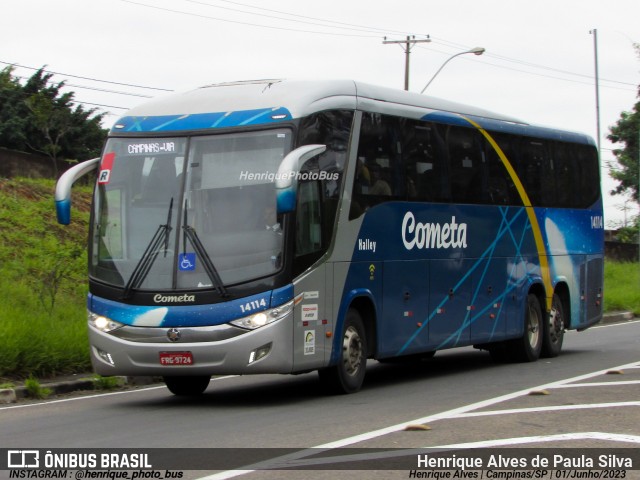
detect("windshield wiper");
top-left (182, 201), bottom-right (228, 297)
top-left (122, 198), bottom-right (173, 299)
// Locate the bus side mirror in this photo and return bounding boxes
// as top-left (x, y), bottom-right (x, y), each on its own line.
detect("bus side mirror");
top-left (275, 144), bottom-right (326, 213)
top-left (55, 157), bottom-right (100, 225)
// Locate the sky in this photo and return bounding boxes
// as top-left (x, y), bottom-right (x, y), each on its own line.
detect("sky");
top-left (2, 0), bottom-right (639, 227)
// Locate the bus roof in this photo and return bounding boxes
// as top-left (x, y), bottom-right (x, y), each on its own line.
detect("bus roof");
top-left (112, 79), bottom-right (594, 145)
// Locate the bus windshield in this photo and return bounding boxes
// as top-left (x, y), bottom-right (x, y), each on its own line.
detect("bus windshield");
top-left (90, 129), bottom-right (291, 291)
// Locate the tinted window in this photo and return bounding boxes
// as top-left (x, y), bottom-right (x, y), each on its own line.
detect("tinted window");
top-left (349, 113), bottom-right (598, 213)
top-left (553, 142), bottom-right (577, 208)
top-left (517, 139), bottom-right (553, 206)
top-left (350, 113), bottom-right (400, 218)
top-left (576, 144), bottom-right (600, 207)
top-left (483, 134), bottom-right (521, 206)
top-left (401, 119), bottom-right (449, 202)
top-left (445, 126), bottom-right (485, 204)
top-left (295, 110), bottom-right (353, 273)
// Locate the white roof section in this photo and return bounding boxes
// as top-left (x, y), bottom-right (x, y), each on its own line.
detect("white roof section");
top-left (122, 78), bottom-right (527, 125)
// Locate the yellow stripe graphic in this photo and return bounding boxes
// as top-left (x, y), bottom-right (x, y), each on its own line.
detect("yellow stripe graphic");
top-left (462, 116), bottom-right (553, 311)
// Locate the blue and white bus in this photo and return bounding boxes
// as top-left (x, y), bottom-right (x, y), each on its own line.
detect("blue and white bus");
top-left (56, 79), bottom-right (604, 395)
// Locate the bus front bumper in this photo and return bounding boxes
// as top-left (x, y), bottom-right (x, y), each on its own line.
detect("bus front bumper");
top-left (88, 315), bottom-right (294, 377)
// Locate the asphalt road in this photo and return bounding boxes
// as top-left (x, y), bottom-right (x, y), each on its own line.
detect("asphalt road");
top-left (2, 320), bottom-right (639, 479)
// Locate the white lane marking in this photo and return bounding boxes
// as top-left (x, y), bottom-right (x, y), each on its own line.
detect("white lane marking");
top-left (0, 376), bottom-right (237, 410)
top-left (199, 360), bottom-right (640, 480)
top-left (451, 401), bottom-right (640, 418)
top-left (0, 385), bottom-right (167, 410)
top-left (553, 380), bottom-right (640, 388)
top-left (426, 432), bottom-right (640, 449)
top-left (592, 319), bottom-right (640, 329)
top-left (229, 432), bottom-right (640, 470)
top-left (315, 360), bottom-right (640, 449)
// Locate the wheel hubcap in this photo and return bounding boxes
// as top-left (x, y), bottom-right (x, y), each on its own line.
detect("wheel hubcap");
top-left (548, 306), bottom-right (564, 343)
top-left (528, 305), bottom-right (541, 348)
top-left (342, 326), bottom-right (363, 376)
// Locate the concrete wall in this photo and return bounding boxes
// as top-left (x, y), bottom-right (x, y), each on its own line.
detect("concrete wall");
top-left (605, 241), bottom-right (639, 262)
top-left (0, 148), bottom-right (57, 178)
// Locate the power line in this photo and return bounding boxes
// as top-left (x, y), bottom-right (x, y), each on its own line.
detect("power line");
top-left (479, 56), bottom-right (635, 92)
top-left (70, 100), bottom-right (129, 110)
top-left (13, 74), bottom-right (154, 99)
top-left (117, 1), bottom-right (638, 91)
top-left (121, 0), bottom-right (382, 38)
top-left (0, 60), bottom-right (173, 92)
top-left (61, 83), bottom-right (153, 99)
top-left (424, 38), bottom-right (637, 88)
top-left (185, 0), bottom-right (416, 36)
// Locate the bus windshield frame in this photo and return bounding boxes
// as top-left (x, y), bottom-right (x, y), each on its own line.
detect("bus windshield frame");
top-left (89, 129), bottom-right (292, 293)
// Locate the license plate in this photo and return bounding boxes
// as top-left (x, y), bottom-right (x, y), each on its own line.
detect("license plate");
top-left (159, 351), bottom-right (194, 366)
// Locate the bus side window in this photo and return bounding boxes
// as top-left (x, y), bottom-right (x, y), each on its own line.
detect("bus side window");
top-left (517, 139), bottom-right (553, 207)
top-left (298, 109), bottom-right (351, 234)
top-left (350, 113), bottom-right (399, 218)
top-left (577, 144), bottom-right (600, 208)
top-left (483, 133), bottom-right (521, 206)
top-left (296, 181), bottom-right (322, 254)
top-left (401, 120), bottom-right (448, 203)
top-left (294, 180), bottom-right (323, 272)
top-left (553, 142), bottom-right (576, 208)
top-left (446, 126), bottom-right (483, 204)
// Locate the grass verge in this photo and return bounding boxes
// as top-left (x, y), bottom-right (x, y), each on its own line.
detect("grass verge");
top-left (604, 260), bottom-right (640, 315)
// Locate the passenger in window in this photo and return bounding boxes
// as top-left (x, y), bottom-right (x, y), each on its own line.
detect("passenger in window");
top-left (405, 168), bottom-right (418, 199)
top-left (354, 157), bottom-right (371, 194)
top-left (368, 164), bottom-right (392, 196)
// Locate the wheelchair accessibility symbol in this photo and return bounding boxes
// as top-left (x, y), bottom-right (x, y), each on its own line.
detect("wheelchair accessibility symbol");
top-left (178, 253), bottom-right (196, 271)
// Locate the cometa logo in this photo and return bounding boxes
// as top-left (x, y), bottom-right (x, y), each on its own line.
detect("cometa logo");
top-left (402, 212), bottom-right (468, 250)
top-left (153, 293), bottom-right (196, 303)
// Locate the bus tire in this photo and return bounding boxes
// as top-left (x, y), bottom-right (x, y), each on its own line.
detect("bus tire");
top-left (318, 309), bottom-right (367, 394)
top-left (509, 293), bottom-right (544, 362)
top-left (541, 294), bottom-right (565, 358)
top-left (163, 376), bottom-right (211, 396)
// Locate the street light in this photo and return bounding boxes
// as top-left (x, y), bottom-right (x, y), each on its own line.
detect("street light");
top-left (420, 47), bottom-right (485, 94)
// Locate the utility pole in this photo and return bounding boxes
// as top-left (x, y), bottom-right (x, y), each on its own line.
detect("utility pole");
top-left (590, 29), bottom-right (602, 160)
top-left (383, 35), bottom-right (431, 91)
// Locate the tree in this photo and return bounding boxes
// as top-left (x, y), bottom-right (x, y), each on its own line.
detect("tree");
top-left (24, 91), bottom-right (74, 177)
top-left (0, 66), bottom-right (108, 176)
top-left (607, 44), bottom-right (640, 203)
top-left (0, 66), bottom-right (29, 149)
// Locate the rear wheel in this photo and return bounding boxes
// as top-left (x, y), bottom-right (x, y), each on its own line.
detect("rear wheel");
top-left (541, 293), bottom-right (565, 358)
top-left (163, 376), bottom-right (211, 396)
top-left (511, 293), bottom-right (543, 362)
top-left (489, 293), bottom-right (543, 363)
top-left (318, 309), bottom-right (367, 394)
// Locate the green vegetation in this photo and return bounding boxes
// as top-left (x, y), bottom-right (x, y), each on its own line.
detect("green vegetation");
top-left (0, 67), bottom-right (107, 176)
top-left (93, 375), bottom-right (125, 390)
top-left (0, 177), bottom-right (92, 380)
top-left (606, 44), bottom-right (639, 204)
top-left (604, 260), bottom-right (640, 315)
top-left (24, 375), bottom-right (52, 399)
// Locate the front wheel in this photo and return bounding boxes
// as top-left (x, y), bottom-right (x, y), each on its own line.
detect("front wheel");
top-left (163, 376), bottom-right (211, 396)
top-left (318, 309), bottom-right (367, 394)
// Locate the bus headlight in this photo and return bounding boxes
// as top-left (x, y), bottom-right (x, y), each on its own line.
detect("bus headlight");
top-left (230, 300), bottom-right (294, 330)
top-left (88, 312), bottom-right (124, 333)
